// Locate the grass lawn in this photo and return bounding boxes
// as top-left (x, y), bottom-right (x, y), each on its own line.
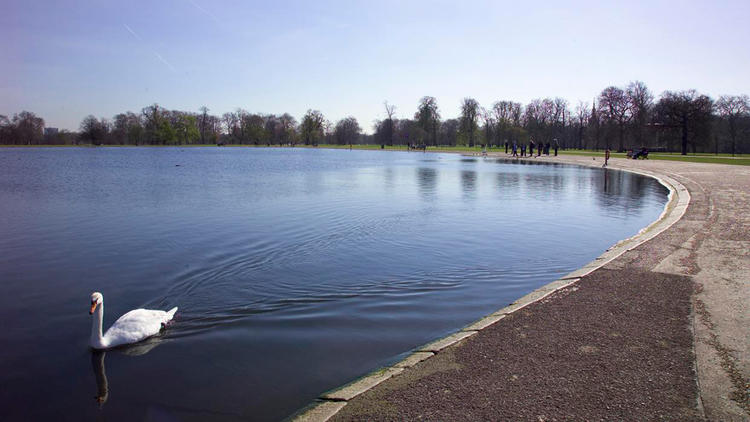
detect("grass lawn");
top-left (558, 149), bottom-right (750, 166)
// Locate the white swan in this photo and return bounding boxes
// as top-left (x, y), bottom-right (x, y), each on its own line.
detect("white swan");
top-left (89, 292), bottom-right (177, 349)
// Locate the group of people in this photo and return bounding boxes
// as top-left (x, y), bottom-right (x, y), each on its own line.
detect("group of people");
top-left (507, 140), bottom-right (559, 158)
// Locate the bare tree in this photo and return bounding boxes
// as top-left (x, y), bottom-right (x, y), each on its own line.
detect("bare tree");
top-left (334, 116), bottom-right (361, 145)
top-left (235, 108), bottom-right (249, 143)
top-left (574, 102), bottom-right (589, 149)
top-left (494, 101), bottom-right (525, 147)
top-left (278, 113), bottom-right (297, 146)
top-left (588, 100), bottom-right (601, 150)
top-left (627, 81), bottom-right (653, 148)
top-left (112, 113), bottom-right (129, 144)
top-left (0, 115), bottom-right (12, 144)
top-left (654, 90), bottom-right (714, 155)
top-left (552, 98), bottom-right (568, 146)
top-left (79, 115), bottom-right (110, 145)
top-left (415, 96), bottom-right (440, 146)
top-left (222, 112), bottom-right (239, 142)
top-left (438, 118), bottom-right (459, 146)
top-left (480, 107), bottom-right (495, 146)
top-left (264, 114), bottom-right (280, 145)
top-left (460, 98), bottom-right (479, 147)
top-left (599, 86), bottom-right (633, 151)
top-left (716, 95), bottom-right (749, 156)
top-left (198, 106), bottom-right (210, 144)
top-left (383, 101), bottom-right (396, 147)
top-left (523, 98), bottom-right (554, 143)
top-left (12, 111), bottom-right (45, 145)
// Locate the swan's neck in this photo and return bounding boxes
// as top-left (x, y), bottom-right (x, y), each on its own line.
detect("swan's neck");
top-left (91, 302), bottom-right (105, 348)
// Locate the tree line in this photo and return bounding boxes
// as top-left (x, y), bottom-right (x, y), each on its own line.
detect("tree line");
top-left (1, 81), bottom-right (748, 155)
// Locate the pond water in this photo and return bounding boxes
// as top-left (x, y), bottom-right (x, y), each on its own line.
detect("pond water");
top-left (0, 147), bottom-right (667, 421)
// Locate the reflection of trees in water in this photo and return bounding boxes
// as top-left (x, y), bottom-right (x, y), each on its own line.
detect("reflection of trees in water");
top-left (499, 161), bottom-right (571, 200)
top-left (523, 174), bottom-right (547, 195)
top-left (383, 167), bottom-right (394, 191)
top-left (596, 169), bottom-right (625, 207)
top-left (495, 172), bottom-right (520, 192)
top-left (628, 174), bottom-right (648, 200)
top-left (550, 172), bottom-right (565, 201)
top-left (594, 169), bottom-right (656, 213)
top-left (522, 173), bottom-right (564, 199)
top-left (461, 170), bottom-right (477, 199)
top-left (416, 167), bottom-right (437, 200)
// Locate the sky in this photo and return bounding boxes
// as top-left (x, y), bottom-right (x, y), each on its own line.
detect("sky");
top-left (1, 0), bottom-right (749, 132)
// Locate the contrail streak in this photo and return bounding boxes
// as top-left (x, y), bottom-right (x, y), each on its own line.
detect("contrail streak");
top-left (186, 0), bottom-right (222, 25)
top-left (154, 52), bottom-right (178, 73)
top-left (123, 23), bottom-right (143, 41)
top-left (123, 23), bottom-right (177, 74)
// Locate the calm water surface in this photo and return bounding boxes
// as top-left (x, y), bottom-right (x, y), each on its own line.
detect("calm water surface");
top-left (0, 148), bottom-right (667, 421)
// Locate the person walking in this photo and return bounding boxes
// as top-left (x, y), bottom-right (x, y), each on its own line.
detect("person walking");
top-left (605, 148), bottom-right (611, 166)
top-left (554, 140), bottom-right (559, 156)
top-left (528, 139), bottom-right (534, 158)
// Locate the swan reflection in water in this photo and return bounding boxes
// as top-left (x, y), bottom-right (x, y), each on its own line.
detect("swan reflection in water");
top-left (90, 337), bottom-right (163, 408)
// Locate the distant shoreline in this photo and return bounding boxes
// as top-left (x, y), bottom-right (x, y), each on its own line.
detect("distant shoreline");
top-left (2, 144), bottom-right (748, 166)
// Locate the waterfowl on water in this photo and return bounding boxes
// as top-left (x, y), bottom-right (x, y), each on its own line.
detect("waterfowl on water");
top-left (89, 292), bottom-right (177, 349)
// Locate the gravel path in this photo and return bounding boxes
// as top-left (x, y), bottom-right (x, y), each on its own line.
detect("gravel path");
top-left (332, 269), bottom-right (699, 421)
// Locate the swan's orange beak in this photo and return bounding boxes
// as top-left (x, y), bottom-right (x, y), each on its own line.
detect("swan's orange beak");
top-left (90, 302), bottom-right (97, 315)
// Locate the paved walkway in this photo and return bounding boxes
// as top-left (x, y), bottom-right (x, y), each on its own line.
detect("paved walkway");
top-left (300, 155), bottom-right (749, 421)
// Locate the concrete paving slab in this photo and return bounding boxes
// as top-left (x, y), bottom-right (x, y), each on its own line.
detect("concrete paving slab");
top-left (392, 352), bottom-right (434, 369)
top-left (461, 313), bottom-right (506, 331)
top-left (417, 331), bottom-right (477, 353)
top-left (292, 401), bottom-right (347, 422)
top-left (320, 367), bottom-right (404, 402)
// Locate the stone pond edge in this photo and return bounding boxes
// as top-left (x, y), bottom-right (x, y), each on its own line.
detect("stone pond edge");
top-left (288, 159), bottom-right (691, 422)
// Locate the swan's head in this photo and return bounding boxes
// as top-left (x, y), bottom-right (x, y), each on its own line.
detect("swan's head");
top-left (90, 292), bottom-right (103, 314)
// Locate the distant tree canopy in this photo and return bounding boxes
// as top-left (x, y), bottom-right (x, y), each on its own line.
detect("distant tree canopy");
top-left (2, 81), bottom-right (749, 154)
top-left (415, 96), bottom-right (440, 146)
top-left (79, 115), bottom-right (110, 144)
top-left (300, 109), bottom-right (325, 146)
top-left (459, 98), bottom-right (479, 147)
top-left (1, 111), bottom-right (45, 145)
top-left (334, 116), bottom-right (361, 145)
top-left (654, 90), bottom-right (714, 155)
top-left (715, 95), bottom-right (749, 156)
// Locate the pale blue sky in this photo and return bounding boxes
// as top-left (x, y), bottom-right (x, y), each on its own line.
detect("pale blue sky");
top-left (2, 0), bottom-right (749, 131)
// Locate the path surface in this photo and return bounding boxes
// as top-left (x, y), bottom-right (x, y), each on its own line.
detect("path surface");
top-left (314, 156), bottom-right (749, 421)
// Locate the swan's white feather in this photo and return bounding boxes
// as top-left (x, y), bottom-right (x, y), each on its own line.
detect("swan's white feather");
top-left (102, 307), bottom-right (176, 348)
